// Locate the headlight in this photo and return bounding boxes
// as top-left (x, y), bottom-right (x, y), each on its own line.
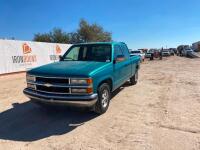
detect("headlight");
top-left (70, 78), bottom-right (92, 85)
top-left (26, 74), bottom-right (36, 82)
top-left (71, 88), bottom-right (93, 94)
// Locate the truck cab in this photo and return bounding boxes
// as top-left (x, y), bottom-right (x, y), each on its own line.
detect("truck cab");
top-left (24, 42), bottom-right (140, 114)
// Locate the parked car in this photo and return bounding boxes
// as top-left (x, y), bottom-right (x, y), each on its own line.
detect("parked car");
top-left (130, 50), bottom-right (145, 61)
top-left (153, 49), bottom-right (161, 59)
top-left (162, 49), bottom-right (170, 56)
top-left (23, 42), bottom-right (141, 114)
top-left (145, 49), bottom-right (162, 60)
top-left (182, 48), bottom-right (193, 57)
top-left (168, 48), bottom-right (175, 55)
top-left (177, 45), bottom-right (190, 56)
top-left (145, 49), bottom-right (154, 58)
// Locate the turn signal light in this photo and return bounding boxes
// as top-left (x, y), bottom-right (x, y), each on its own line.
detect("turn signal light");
top-left (86, 87), bottom-right (93, 94)
top-left (87, 78), bottom-right (93, 84)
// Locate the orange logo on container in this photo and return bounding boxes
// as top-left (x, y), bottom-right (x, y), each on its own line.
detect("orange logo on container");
top-left (12, 43), bottom-right (36, 64)
top-left (22, 43), bottom-right (32, 54)
top-left (56, 45), bottom-right (62, 54)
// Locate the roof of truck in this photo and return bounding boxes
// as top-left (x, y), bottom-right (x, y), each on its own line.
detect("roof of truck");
top-left (73, 42), bottom-right (125, 45)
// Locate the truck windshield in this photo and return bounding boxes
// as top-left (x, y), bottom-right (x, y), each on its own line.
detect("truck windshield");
top-left (62, 44), bottom-right (112, 62)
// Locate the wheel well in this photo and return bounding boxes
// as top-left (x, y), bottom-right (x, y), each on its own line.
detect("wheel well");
top-left (98, 78), bottom-right (113, 91)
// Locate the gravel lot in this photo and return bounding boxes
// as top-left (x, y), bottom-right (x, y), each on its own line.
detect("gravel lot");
top-left (0, 56), bottom-right (200, 150)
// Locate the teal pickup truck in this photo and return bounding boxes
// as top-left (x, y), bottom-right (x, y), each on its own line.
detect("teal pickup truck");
top-left (24, 42), bottom-right (140, 114)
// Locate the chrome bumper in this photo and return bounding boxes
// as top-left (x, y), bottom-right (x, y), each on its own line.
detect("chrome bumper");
top-left (23, 88), bottom-right (98, 107)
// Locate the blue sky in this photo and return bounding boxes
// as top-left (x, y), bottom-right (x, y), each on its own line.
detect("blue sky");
top-left (1, 0), bottom-right (200, 49)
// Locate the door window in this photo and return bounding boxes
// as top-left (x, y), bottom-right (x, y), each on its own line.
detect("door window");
top-left (114, 45), bottom-right (123, 58)
top-left (121, 44), bottom-right (130, 59)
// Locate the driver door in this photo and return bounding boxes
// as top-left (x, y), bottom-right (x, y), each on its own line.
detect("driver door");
top-left (113, 45), bottom-right (125, 89)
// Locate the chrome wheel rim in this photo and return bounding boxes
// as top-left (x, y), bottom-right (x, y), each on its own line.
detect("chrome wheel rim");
top-left (101, 89), bottom-right (109, 108)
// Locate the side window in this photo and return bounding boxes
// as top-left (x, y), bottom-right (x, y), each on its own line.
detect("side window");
top-left (114, 45), bottom-right (123, 58)
top-left (121, 44), bottom-right (130, 59)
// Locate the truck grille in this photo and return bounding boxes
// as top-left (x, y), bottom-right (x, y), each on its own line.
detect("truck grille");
top-left (31, 76), bottom-right (70, 94)
top-left (37, 85), bottom-right (69, 94)
top-left (27, 76), bottom-right (91, 95)
top-left (36, 77), bottom-right (69, 84)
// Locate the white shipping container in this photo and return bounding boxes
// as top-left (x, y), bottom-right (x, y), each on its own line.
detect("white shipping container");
top-left (0, 39), bottom-right (72, 74)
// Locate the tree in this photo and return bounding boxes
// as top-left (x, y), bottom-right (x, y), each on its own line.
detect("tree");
top-left (77, 19), bottom-right (112, 42)
top-left (68, 32), bottom-right (82, 44)
top-left (33, 28), bottom-right (70, 43)
top-left (33, 33), bottom-right (52, 42)
top-left (33, 19), bottom-right (112, 43)
top-left (50, 28), bottom-right (69, 43)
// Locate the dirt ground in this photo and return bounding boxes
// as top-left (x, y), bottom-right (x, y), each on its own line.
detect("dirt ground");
top-left (0, 56), bottom-right (200, 150)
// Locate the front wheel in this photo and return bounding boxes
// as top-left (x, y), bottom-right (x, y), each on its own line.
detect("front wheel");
top-left (130, 70), bottom-right (138, 85)
top-left (94, 83), bottom-right (111, 114)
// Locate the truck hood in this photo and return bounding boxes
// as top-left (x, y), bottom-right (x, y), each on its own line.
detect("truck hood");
top-left (28, 61), bottom-right (109, 77)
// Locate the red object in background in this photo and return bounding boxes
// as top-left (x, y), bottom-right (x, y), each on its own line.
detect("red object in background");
top-left (154, 51), bottom-right (160, 58)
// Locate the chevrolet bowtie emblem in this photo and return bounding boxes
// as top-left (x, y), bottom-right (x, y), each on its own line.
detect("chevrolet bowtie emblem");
top-left (44, 83), bottom-right (53, 87)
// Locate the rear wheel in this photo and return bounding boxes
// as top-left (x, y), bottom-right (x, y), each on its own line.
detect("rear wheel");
top-left (94, 83), bottom-right (111, 114)
top-left (130, 70), bottom-right (138, 85)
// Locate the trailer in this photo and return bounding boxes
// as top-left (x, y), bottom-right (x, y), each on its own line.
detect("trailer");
top-left (192, 41), bottom-right (200, 52)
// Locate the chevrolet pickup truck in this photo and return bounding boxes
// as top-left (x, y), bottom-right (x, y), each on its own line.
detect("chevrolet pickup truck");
top-left (23, 42), bottom-right (140, 114)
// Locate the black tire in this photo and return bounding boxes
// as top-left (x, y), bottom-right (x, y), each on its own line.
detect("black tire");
top-left (94, 83), bottom-right (111, 114)
top-left (130, 70), bottom-right (138, 85)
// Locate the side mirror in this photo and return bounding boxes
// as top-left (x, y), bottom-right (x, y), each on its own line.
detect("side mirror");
top-left (114, 55), bottom-right (125, 64)
top-left (59, 55), bottom-right (63, 61)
